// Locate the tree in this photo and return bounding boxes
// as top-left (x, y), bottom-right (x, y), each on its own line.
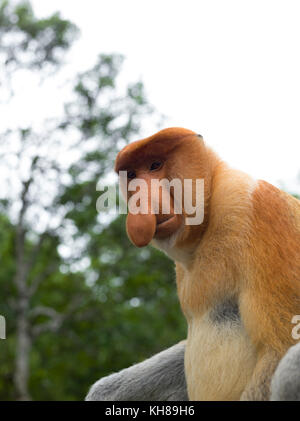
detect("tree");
top-left (0, 1), bottom-right (186, 401)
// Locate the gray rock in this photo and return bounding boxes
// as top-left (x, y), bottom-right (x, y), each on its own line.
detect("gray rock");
top-left (271, 342), bottom-right (300, 401)
top-left (85, 341), bottom-right (188, 401)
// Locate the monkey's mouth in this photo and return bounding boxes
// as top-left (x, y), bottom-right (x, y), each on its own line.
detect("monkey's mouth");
top-left (155, 214), bottom-right (182, 239)
top-left (126, 212), bottom-right (183, 247)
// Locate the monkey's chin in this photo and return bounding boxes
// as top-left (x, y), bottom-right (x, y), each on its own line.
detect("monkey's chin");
top-left (154, 214), bottom-right (183, 240)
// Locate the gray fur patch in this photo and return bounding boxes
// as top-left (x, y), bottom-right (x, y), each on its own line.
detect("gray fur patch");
top-left (210, 298), bottom-right (240, 324)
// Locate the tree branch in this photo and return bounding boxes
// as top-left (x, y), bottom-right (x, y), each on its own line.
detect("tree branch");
top-left (31, 306), bottom-right (64, 337)
top-left (30, 295), bottom-right (85, 338)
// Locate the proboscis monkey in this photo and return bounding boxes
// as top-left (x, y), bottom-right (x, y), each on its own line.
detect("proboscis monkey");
top-left (114, 127), bottom-right (300, 401)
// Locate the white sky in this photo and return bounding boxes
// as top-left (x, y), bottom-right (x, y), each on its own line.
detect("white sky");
top-left (23, 1), bottom-right (300, 191)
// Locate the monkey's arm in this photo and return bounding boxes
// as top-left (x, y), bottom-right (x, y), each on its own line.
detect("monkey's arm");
top-left (240, 349), bottom-right (280, 401)
top-left (85, 341), bottom-right (188, 401)
top-left (241, 343), bottom-right (300, 401)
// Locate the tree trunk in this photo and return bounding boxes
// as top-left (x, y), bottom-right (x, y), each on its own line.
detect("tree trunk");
top-left (14, 305), bottom-right (32, 401)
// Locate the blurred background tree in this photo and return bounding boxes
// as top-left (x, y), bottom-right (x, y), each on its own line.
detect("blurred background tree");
top-left (0, 0), bottom-right (186, 401)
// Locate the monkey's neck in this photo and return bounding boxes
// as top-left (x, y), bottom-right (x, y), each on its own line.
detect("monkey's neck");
top-left (170, 148), bottom-right (224, 263)
top-left (176, 165), bottom-right (258, 317)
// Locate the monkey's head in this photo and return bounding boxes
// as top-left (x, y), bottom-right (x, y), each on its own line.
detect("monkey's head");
top-left (115, 128), bottom-right (217, 256)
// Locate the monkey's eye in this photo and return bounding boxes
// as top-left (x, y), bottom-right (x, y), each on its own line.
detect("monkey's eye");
top-left (127, 170), bottom-right (136, 179)
top-left (150, 161), bottom-right (162, 171)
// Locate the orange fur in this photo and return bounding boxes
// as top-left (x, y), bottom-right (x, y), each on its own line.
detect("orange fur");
top-left (242, 181), bottom-right (300, 354)
top-left (115, 127), bottom-right (300, 400)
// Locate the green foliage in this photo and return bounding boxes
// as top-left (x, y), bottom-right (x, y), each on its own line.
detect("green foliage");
top-left (0, 0), bottom-right (78, 70)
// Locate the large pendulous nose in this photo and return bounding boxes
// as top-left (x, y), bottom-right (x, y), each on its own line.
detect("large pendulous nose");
top-left (126, 177), bottom-right (156, 247)
top-left (126, 212), bottom-right (156, 247)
